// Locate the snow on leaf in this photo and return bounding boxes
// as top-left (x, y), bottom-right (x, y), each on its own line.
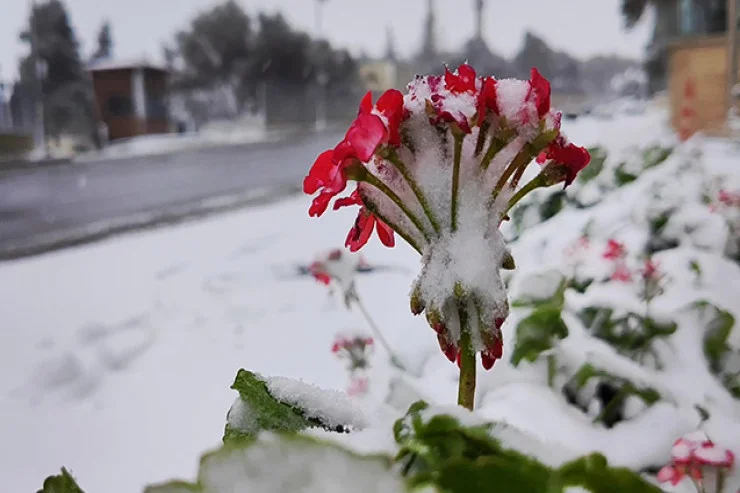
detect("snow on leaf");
top-left (199, 434), bottom-right (405, 493)
top-left (224, 370), bottom-right (364, 441)
top-left (511, 305), bottom-right (569, 365)
top-left (36, 468), bottom-right (85, 493)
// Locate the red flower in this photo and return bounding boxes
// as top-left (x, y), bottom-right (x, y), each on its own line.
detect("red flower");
top-left (444, 64), bottom-right (477, 94)
top-left (345, 207), bottom-right (395, 252)
top-left (477, 77), bottom-right (499, 124)
top-left (308, 261), bottom-right (332, 286)
top-left (611, 263), bottom-right (633, 282)
top-left (348, 90), bottom-right (405, 159)
top-left (304, 150), bottom-right (354, 217)
top-left (333, 187), bottom-right (363, 210)
top-left (528, 68), bottom-right (551, 119)
top-left (641, 259), bottom-right (660, 281)
top-left (541, 136), bottom-right (591, 187)
top-left (375, 89), bottom-right (405, 146)
top-left (603, 239), bottom-right (627, 260)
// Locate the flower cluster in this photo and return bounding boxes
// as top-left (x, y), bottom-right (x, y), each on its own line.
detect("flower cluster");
top-left (307, 248), bottom-right (365, 306)
top-left (304, 64), bottom-right (590, 372)
top-left (657, 431), bottom-right (736, 491)
top-left (603, 239), bottom-right (632, 282)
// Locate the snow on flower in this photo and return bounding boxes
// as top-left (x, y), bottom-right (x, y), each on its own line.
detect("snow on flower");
top-left (603, 239), bottom-right (627, 261)
top-left (303, 64), bottom-right (591, 371)
top-left (331, 330), bottom-right (375, 372)
top-left (657, 431), bottom-right (737, 491)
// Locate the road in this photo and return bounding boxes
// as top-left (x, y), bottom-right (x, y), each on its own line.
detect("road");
top-left (0, 129), bottom-right (344, 260)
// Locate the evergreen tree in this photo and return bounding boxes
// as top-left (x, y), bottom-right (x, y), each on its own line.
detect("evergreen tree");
top-left (18, 0), bottom-right (96, 141)
top-left (91, 21), bottom-right (112, 62)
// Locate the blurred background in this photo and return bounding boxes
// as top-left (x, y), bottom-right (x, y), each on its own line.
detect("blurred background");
top-left (0, 1), bottom-right (739, 493)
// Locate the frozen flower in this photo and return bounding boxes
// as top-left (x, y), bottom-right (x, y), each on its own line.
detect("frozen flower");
top-left (657, 431), bottom-right (737, 491)
top-left (718, 189), bottom-right (740, 208)
top-left (304, 64), bottom-right (590, 372)
top-left (603, 239), bottom-right (627, 261)
top-left (639, 258), bottom-right (666, 302)
top-left (331, 330), bottom-right (374, 372)
top-left (610, 263), bottom-right (633, 283)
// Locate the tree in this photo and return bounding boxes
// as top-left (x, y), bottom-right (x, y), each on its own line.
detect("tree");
top-left (17, 0), bottom-right (97, 142)
top-left (175, 1), bottom-right (252, 94)
top-left (91, 21), bottom-right (112, 62)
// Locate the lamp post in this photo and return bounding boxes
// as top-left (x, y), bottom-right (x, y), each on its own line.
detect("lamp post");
top-left (314, 0), bottom-right (328, 132)
top-left (727, 0), bottom-right (738, 114)
top-left (30, 0), bottom-right (48, 159)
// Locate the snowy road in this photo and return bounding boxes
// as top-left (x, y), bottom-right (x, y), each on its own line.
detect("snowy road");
top-left (0, 129), bottom-right (344, 259)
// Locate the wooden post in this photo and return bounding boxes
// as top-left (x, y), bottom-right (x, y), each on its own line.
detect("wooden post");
top-left (728, 0), bottom-right (738, 112)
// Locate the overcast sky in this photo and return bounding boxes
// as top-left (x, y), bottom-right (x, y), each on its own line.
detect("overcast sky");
top-left (0, 0), bottom-right (652, 82)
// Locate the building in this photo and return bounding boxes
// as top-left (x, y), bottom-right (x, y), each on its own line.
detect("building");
top-left (88, 59), bottom-right (170, 142)
top-left (650, 0), bottom-right (740, 134)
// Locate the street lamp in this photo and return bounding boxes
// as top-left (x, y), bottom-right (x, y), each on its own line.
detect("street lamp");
top-left (314, 0), bottom-right (328, 132)
top-left (727, 0), bottom-right (738, 120)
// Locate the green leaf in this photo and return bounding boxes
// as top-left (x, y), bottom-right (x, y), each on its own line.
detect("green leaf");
top-left (641, 145), bottom-right (672, 169)
top-left (435, 456), bottom-right (552, 493)
top-left (224, 369), bottom-right (351, 443)
top-left (37, 468), bottom-right (85, 493)
top-left (539, 190), bottom-right (567, 221)
top-left (144, 480), bottom-right (202, 493)
top-left (512, 272), bottom-right (567, 309)
top-left (614, 163), bottom-right (638, 186)
top-left (578, 146), bottom-right (607, 183)
top-left (555, 453), bottom-right (662, 492)
top-left (511, 305), bottom-right (568, 366)
top-left (692, 301), bottom-right (736, 373)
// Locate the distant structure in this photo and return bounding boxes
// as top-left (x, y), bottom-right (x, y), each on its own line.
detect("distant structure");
top-left (460, 0), bottom-right (512, 76)
top-left (88, 58), bottom-right (170, 142)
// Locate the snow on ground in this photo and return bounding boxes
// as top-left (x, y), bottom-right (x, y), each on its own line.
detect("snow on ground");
top-left (1, 108), bottom-right (738, 492)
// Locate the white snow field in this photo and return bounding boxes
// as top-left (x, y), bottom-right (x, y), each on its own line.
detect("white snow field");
top-left (1, 107), bottom-right (738, 492)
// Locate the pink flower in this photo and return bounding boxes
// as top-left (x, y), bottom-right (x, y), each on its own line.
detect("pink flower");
top-left (657, 432), bottom-right (737, 488)
top-left (603, 239), bottom-right (627, 260)
top-left (611, 263), bottom-right (633, 282)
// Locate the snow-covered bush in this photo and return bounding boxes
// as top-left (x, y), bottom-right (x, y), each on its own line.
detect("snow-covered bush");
top-left (36, 66), bottom-right (739, 493)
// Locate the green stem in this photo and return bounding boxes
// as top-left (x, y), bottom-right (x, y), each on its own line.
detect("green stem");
top-left (386, 150), bottom-right (441, 234)
top-left (474, 121), bottom-right (490, 156)
top-left (546, 354), bottom-right (557, 388)
top-left (451, 134), bottom-right (464, 232)
top-left (362, 173), bottom-right (430, 242)
top-left (503, 174), bottom-right (547, 215)
top-left (362, 199), bottom-right (422, 254)
top-left (457, 321), bottom-right (476, 410)
top-left (480, 137), bottom-right (505, 171)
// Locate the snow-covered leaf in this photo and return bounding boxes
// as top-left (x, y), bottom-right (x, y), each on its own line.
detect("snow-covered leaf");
top-left (148, 434), bottom-right (406, 493)
top-left (511, 305), bottom-right (569, 365)
top-left (36, 468), bottom-right (85, 493)
top-left (224, 370), bottom-right (365, 442)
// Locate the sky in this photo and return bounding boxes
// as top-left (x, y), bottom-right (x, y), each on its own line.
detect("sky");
top-left (0, 0), bottom-right (653, 82)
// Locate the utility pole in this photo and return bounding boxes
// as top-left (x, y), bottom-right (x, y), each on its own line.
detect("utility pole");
top-left (314, 0), bottom-right (328, 132)
top-left (30, 0), bottom-right (48, 159)
top-left (727, 0), bottom-right (738, 116)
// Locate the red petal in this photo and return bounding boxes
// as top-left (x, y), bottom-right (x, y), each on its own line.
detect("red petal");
top-left (346, 113), bottom-right (386, 162)
top-left (308, 192), bottom-right (334, 217)
top-left (345, 208), bottom-right (375, 252)
top-left (376, 89), bottom-right (405, 146)
top-left (358, 91), bottom-right (373, 115)
top-left (333, 188), bottom-right (363, 210)
top-left (477, 77), bottom-right (498, 123)
top-left (481, 352), bottom-right (496, 370)
top-left (303, 150), bottom-right (335, 194)
top-left (445, 64), bottom-right (477, 94)
top-left (536, 151), bottom-right (547, 164)
top-left (375, 218), bottom-right (396, 247)
top-left (333, 140), bottom-right (357, 162)
top-left (530, 67), bottom-right (551, 118)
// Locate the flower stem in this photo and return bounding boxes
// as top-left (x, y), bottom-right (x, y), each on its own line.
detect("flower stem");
top-left (504, 174), bottom-right (547, 215)
top-left (386, 150), bottom-right (441, 234)
top-left (457, 321), bottom-right (476, 410)
top-left (480, 137), bottom-right (505, 171)
top-left (451, 134), bottom-right (464, 232)
top-left (352, 286), bottom-right (409, 373)
top-left (362, 173), bottom-right (430, 242)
